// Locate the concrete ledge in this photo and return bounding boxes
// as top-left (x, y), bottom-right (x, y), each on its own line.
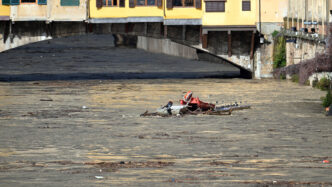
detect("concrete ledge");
top-left (164, 19), bottom-right (202, 25)
top-left (89, 18), bottom-right (127, 23)
top-left (89, 17), bottom-right (163, 23)
top-left (12, 18), bottom-right (48, 22)
top-left (50, 19), bottom-right (87, 22)
top-left (127, 17), bottom-right (163, 23)
top-left (203, 25), bottom-right (257, 33)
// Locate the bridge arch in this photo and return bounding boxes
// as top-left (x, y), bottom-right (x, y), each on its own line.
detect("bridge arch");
top-left (0, 21), bottom-right (260, 78)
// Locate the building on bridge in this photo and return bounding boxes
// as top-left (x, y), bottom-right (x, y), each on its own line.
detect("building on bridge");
top-left (257, 0), bottom-right (288, 35)
top-left (285, 0), bottom-right (331, 37)
top-left (89, 0), bottom-right (259, 61)
top-left (3, 0), bottom-right (87, 22)
top-left (2, 0), bottom-right (330, 79)
top-left (0, 0), bottom-right (10, 21)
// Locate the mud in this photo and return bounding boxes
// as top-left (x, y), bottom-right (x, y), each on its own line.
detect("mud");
top-left (0, 35), bottom-right (331, 187)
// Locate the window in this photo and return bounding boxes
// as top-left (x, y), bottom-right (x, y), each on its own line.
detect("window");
top-left (61, 0), bottom-right (79, 6)
top-left (129, 0), bottom-right (160, 7)
top-left (173, 0), bottom-right (194, 7)
top-left (119, 0), bottom-right (124, 6)
top-left (136, 0), bottom-right (156, 6)
top-left (2, 0), bottom-right (10, 5)
top-left (5, 0), bottom-right (46, 5)
top-left (242, 0), bottom-right (250, 11)
top-left (103, 0), bottom-right (117, 6)
top-left (205, 0), bottom-right (225, 12)
top-left (21, 0), bottom-right (35, 2)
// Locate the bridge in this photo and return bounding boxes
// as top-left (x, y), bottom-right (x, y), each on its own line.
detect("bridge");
top-left (0, 21), bottom-right (261, 78)
top-left (0, 0), bottom-right (290, 78)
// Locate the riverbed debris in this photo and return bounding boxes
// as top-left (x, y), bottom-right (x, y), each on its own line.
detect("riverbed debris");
top-left (141, 91), bottom-right (250, 117)
top-left (94, 176), bottom-right (104, 179)
top-left (326, 105), bottom-right (332, 116)
top-left (323, 160), bottom-right (330, 164)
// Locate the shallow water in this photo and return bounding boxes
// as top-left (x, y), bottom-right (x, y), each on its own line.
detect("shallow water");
top-left (0, 35), bottom-right (330, 186)
top-left (0, 79), bottom-right (331, 186)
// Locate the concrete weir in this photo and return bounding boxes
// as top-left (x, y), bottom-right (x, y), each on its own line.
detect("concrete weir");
top-left (137, 36), bottom-right (198, 60)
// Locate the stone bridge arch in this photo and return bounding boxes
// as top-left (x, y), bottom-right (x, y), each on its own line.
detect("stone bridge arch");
top-left (0, 21), bottom-right (260, 78)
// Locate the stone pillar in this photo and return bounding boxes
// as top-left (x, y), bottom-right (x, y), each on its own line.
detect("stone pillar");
top-left (255, 50), bottom-right (261, 79)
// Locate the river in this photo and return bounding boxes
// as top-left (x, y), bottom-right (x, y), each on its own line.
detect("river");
top-left (0, 35), bottom-right (330, 186)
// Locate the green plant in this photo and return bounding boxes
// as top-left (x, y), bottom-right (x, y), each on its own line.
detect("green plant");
top-left (312, 78), bottom-right (318, 88)
top-left (305, 80), bottom-right (310, 86)
top-left (316, 77), bottom-right (331, 91)
top-left (273, 36), bottom-right (286, 69)
top-left (321, 90), bottom-right (332, 107)
top-left (280, 74), bottom-right (286, 80)
top-left (291, 74), bottom-right (299, 83)
top-left (271, 30), bottom-right (279, 38)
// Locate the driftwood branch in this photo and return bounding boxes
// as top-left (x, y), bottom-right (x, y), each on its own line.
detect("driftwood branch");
top-left (140, 105), bottom-right (250, 117)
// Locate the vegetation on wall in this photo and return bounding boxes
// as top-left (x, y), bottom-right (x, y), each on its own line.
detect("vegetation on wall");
top-left (271, 30), bottom-right (279, 38)
top-left (273, 25), bottom-right (332, 84)
top-left (273, 36), bottom-right (286, 69)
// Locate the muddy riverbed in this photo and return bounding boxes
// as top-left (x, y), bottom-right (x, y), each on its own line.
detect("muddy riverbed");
top-left (0, 35), bottom-right (331, 186)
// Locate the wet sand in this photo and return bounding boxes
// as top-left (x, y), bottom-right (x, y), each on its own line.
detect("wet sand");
top-left (0, 35), bottom-right (331, 187)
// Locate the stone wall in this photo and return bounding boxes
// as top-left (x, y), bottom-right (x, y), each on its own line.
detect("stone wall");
top-left (286, 38), bottom-right (326, 66)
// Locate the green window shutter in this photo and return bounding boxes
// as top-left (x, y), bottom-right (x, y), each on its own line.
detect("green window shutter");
top-left (96, 0), bottom-right (102, 8)
top-left (166, 0), bottom-right (172, 8)
top-left (2, 0), bottom-right (10, 5)
top-left (119, 0), bottom-right (125, 7)
top-left (195, 0), bottom-right (201, 9)
top-left (157, 0), bottom-right (162, 7)
top-left (10, 0), bottom-right (20, 5)
top-left (129, 0), bottom-right (135, 8)
top-left (38, 0), bottom-right (47, 5)
top-left (61, 0), bottom-right (80, 6)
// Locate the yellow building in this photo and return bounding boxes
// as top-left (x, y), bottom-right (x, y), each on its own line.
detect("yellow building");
top-left (256, 0), bottom-right (288, 35)
top-left (90, 0), bottom-right (203, 25)
top-left (90, 0), bottom-right (164, 23)
top-left (89, 0), bottom-right (258, 27)
top-left (164, 0), bottom-right (202, 25)
top-left (258, 0), bottom-right (288, 23)
top-left (203, 0), bottom-right (256, 26)
top-left (0, 0), bottom-right (10, 20)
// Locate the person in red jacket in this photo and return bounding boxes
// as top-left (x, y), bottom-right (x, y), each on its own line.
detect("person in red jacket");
top-left (180, 91), bottom-right (215, 111)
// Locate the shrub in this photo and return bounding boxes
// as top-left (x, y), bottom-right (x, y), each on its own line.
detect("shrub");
top-left (280, 74), bottom-right (286, 80)
top-left (305, 80), bottom-right (310, 86)
top-left (291, 74), bottom-right (299, 83)
top-left (315, 77), bottom-right (331, 91)
top-left (312, 78), bottom-right (318, 87)
top-left (321, 90), bottom-right (332, 107)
